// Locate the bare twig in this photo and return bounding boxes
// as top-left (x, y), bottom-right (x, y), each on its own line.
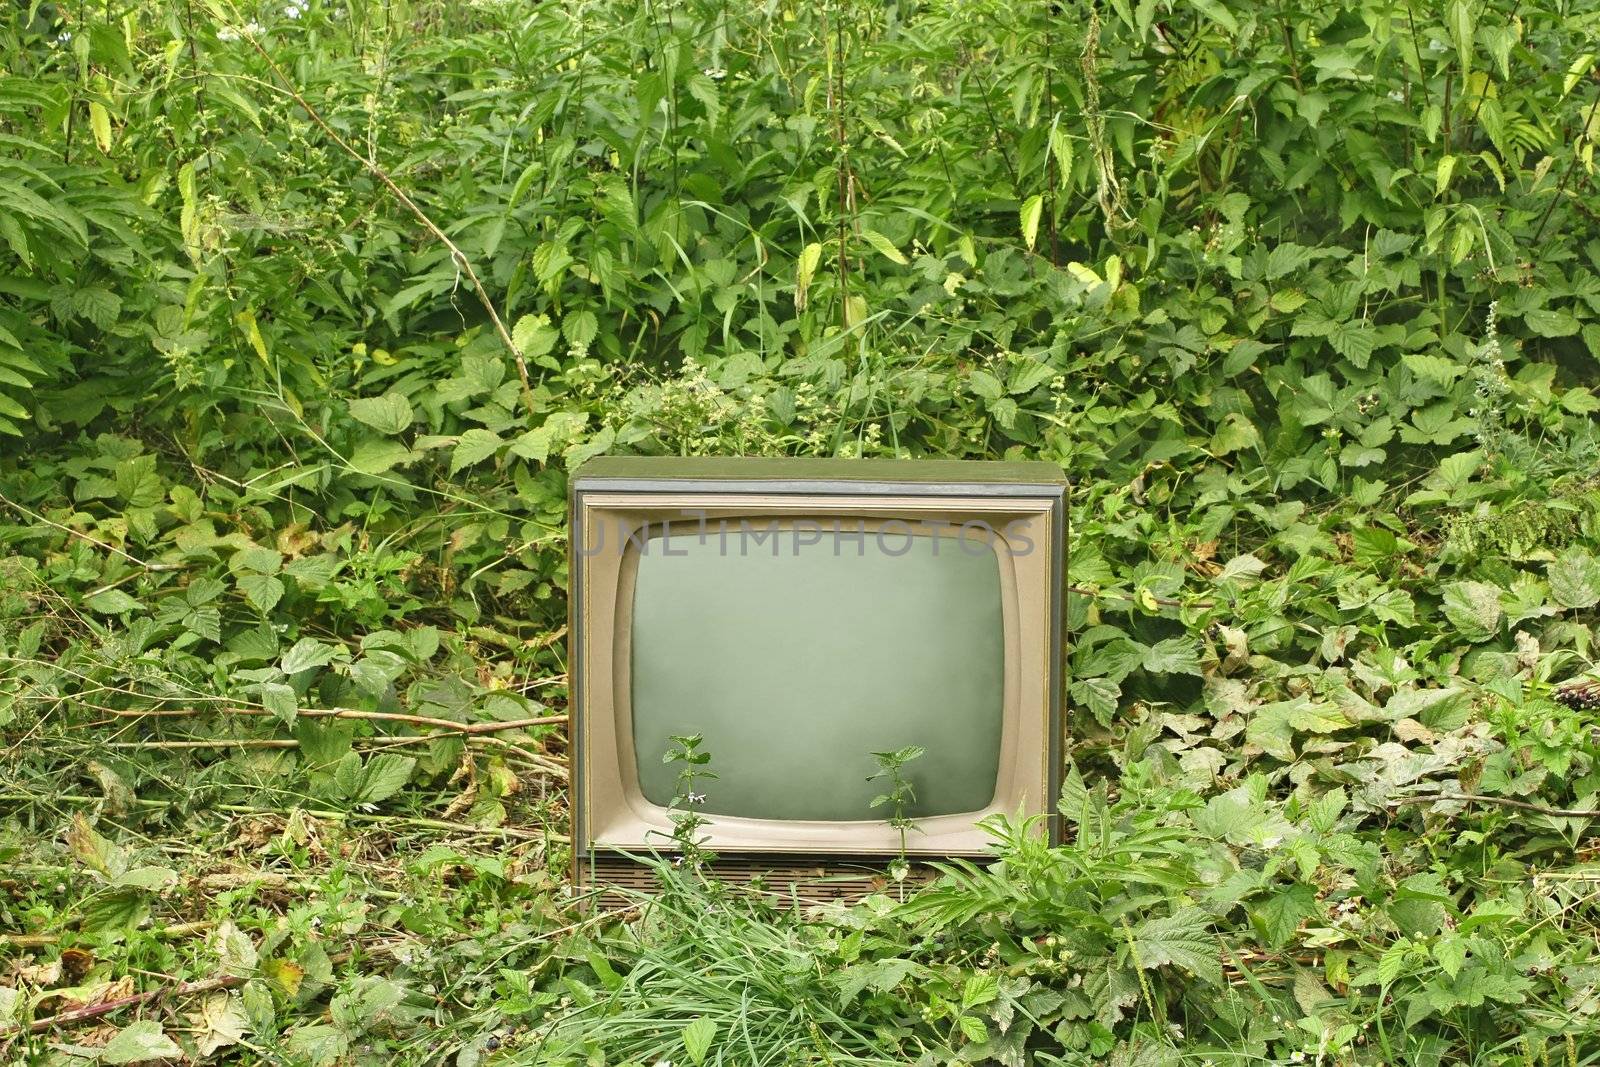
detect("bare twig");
top-left (0, 493), bottom-right (184, 573)
top-left (110, 706), bottom-right (566, 735)
top-left (1532, 90), bottom-right (1600, 246)
top-left (239, 35), bottom-right (538, 419)
top-left (1392, 791), bottom-right (1600, 820)
top-left (93, 734), bottom-right (568, 778)
top-left (4, 975), bottom-right (245, 1036)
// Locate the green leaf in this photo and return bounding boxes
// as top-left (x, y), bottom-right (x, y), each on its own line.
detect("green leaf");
top-left (682, 1017), bottom-right (717, 1066)
top-left (101, 1021), bottom-right (183, 1065)
top-left (281, 637), bottom-right (338, 675)
top-left (451, 429), bottom-right (504, 473)
top-left (968, 369), bottom-right (1003, 401)
top-left (1328, 321), bottom-right (1377, 368)
top-left (511, 313), bottom-right (560, 360)
top-left (85, 588), bottom-right (140, 614)
top-left (1251, 884), bottom-right (1319, 948)
top-left (239, 574), bottom-right (285, 614)
top-left (1524, 308), bottom-right (1580, 337)
top-left (862, 229), bottom-right (909, 266)
top-left (1441, 581), bottom-right (1503, 642)
top-left (1189, 0), bottom-right (1238, 33)
top-left (1129, 909), bottom-right (1221, 985)
top-left (958, 1014), bottom-right (990, 1044)
top-left (356, 754), bottom-right (416, 805)
top-left (1549, 547), bottom-right (1600, 609)
top-left (1142, 637), bottom-right (1201, 676)
top-left (962, 973), bottom-right (999, 1008)
top-left (563, 308), bottom-right (599, 348)
top-left (348, 439), bottom-right (414, 476)
top-left (510, 426), bottom-right (554, 465)
top-left (1019, 194), bottom-right (1043, 252)
top-left (260, 681), bottom-right (297, 725)
top-left (287, 1023), bottom-right (348, 1067)
top-left (348, 392), bottom-right (414, 435)
top-left (1435, 154), bottom-right (1456, 198)
top-left (1448, 0), bottom-right (1475, 76)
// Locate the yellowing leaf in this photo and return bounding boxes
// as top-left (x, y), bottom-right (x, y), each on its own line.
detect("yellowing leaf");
top-left (795, 241), bottom-right (822, 310)
top-left (1019, 194), bottom-right (1044, 252)
top-left (1435, 154), bottom-right (1456, 198)
top-left (263, 957), bottom-right (306, 997)
top-left (89, 101), bottom-right (113, 153)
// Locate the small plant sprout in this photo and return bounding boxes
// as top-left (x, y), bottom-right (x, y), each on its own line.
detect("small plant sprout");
top-left (868, 744), bottom-right (925, 883)
top-left (663, 733), bottom-right (717, 871)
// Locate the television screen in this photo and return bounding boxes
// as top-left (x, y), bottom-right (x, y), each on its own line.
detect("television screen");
top-left (629, 530), bottom-right (1004, 821)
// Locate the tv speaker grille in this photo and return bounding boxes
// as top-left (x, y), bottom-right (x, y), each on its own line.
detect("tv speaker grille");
top-left (580, 853), bottom-right (934, 908)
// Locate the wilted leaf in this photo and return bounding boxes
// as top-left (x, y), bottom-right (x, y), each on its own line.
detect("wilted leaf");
top-left (101, 1020), bottom-right (183, 1064)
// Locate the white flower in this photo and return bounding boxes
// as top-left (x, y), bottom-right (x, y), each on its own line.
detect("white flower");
top-left (702, 67), bottom-right (727, 80)
top-left (284, 2), bottom-right (304, 16)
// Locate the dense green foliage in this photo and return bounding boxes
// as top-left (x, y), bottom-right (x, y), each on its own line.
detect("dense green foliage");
top-left (4, 0), bottom-right (1600, 1062)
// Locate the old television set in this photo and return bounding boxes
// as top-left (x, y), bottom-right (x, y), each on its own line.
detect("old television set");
top-left (569, 457), bottom-right (1066, 896)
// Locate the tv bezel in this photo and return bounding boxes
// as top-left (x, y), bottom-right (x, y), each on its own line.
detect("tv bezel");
top-left (568, 457), bottom-right (1067, 872)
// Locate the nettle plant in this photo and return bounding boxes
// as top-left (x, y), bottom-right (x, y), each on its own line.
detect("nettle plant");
top-left (868, 743), bottom-right (926, 881)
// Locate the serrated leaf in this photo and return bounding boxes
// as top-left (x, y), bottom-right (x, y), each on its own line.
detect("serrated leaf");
top-left (563, 308), bottom-right (599, 348)
top-left (968, 369), bottom-right (1003, 400)
top-left (101, 1020), bottom-right (182, 1064)
top-left (1448, 0), bottom-right (1475, 76)
top-left (1435, 154), bottom-right (1456, 198)
top-left (85, 588), bottom-right (140, 614)
top-left (281, 637), bottom-right (337, 675)
top-left (348, 392), bottom-right (413, 435)
top-left (1525, 308), bottom-right (1580, 337)
top-left (259, 681), bottom-right (297, 724)
top-left (1441, 581), bottom-right (1503, 642)
top-left (1328, 321), bottom-right (1377, 368)
top-left (862, 228), bottom-right (909, 265)
top-left (511, 313), bottom-right (560, 360)
top-left (510, 425), bottom-right (553, 465)
top-left (287, 1023), bottom-right (347, 1067)
top-left (348, 438), bottom-right (414, 475)
top-left (239, 574), bottom-right (285, 614)
top-left (682, 1017), bottom-right (717, 1065)
top-left (958, 1014), bottom-right (990, 1043)
top-left (1129, 909), bottom-right (1221, 985)
top-left (357, 754), bottom-right (416, 804)
top-left (962, 973), bottom-right (999, 1008)
top-left (1142, 637), bottom-right (1201, 675)
top-left (1549, 547), bottom-right (1600, 609)
top-left (451, 428), bottom-right (504, 473)
top-left (1251, 884), bottom-right (1319, 948)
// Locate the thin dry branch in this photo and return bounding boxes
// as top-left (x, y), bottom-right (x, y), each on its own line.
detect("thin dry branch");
top-left (1392, 791), bottom-right (1600, 820)
top-left (0, 493), bottom-right (184, 573)
top-left (240, 36), bottom-right (538, 419)
top-left (111, 706), bottom-right (565, 735)
top-left (3, 975), bottom-right (244, 1037)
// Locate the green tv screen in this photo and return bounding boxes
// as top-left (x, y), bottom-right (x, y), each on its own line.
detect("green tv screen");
top-left (629, 529), bottom-right (1004, 821)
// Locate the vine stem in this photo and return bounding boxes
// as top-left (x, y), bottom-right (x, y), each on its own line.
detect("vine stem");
top-left (239, 34), bottom-right (539, 420)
